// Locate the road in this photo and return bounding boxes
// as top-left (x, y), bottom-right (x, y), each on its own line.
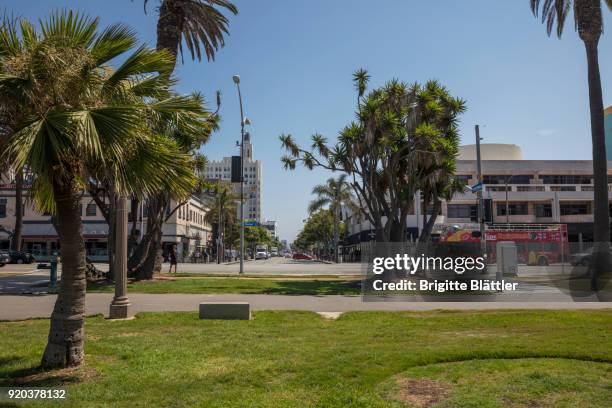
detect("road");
top-left (161, 256), bottom-right (363, 275)
top-left (0, 259), bottom-right (610, 320)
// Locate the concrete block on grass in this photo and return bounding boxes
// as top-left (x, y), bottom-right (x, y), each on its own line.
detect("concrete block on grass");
top-left (199, 302), bottom-right (251, 320)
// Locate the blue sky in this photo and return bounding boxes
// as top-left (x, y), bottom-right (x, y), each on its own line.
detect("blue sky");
top-left (4, 0), bottom-right (612, 241)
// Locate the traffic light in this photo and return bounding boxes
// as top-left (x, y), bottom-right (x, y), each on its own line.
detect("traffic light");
top-left (483, 199), bottom-right (493, 223)
top-left (231, 156), bottom-right (241, 183)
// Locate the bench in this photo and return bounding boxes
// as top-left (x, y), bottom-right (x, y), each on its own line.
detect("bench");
top-left (199, 302), bottom-right (251, 320)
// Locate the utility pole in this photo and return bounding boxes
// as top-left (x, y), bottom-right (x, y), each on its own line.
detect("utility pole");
top-left (475, 125), bottom-right (486, 262)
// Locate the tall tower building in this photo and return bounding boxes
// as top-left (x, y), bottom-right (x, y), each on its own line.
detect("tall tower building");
top-left (204, 134), bottom-right (262, 223)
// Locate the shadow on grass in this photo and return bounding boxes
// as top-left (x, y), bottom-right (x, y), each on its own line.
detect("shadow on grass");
top-left (88, 278), bottom-right (363, 295)
top-left (260, 280), bottom-right (361, 296)
top-left (0, 364), bottom-right (95, 387)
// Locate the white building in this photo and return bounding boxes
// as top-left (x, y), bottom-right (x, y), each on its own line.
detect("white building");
top-left (261, 220), bottom-right (278, 239)
top-left (344, 144), bottom-right (612, 248)
top-left (204, 133), bottom-right (262, 222)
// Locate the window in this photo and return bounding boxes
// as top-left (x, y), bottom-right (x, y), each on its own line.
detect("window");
top-left (560, 203), bottom-right (589, 216)
top-left (517, 186), bottom-right (545, 192)
top-left (535, 204), bottom-right (552, 218)
top-left (550, 186), bottom-right (576, 191)
top-left (86, 203), bottom-right (97, 217)
top-left (496, 203), bottom-right (528, 216)
top-left (447, 204), bottom-right (475, 218)
top-left (454, 174), bottom-right (471, 183)
top-left (541, 175), bottom-right (592, 184)
top-left (0, 199), bottom-right (6, 218)
top-left (426, 205), bottom-right (441, 215)
top-left (483, 175), bottom-right (531, 185)
top-left (488, 186), bottom-right (510, 192)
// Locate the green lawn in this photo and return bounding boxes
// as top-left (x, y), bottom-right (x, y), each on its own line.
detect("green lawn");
top-left (87, 276), bottom-right (362, 295)
top-left (1, 310), bottom-right (611, 407)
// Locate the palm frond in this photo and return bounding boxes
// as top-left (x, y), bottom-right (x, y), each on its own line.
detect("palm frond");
top-left (179, 0), bottom-right (238, 61)
top-left (91, 23), bottom-right (138, 65)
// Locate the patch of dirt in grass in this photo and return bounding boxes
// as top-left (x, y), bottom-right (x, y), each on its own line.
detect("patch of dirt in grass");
top-left (394, 377), bottom-right (450, 408)
top-left (115, 332), bottom-right (140, 337)
top-left (501, 396), bottom-right (542, 408)
top-left (11, 365), bottom-right (98, 387)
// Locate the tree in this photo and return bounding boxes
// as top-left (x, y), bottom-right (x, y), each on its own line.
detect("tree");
top-left (281, 71), bottom-right (465, 243)
top-left (244, 225), bottom-right (271, 253)
top-left (204, 180), bottom-right (238, 263)
top-left (0, 11), bottom-right (202, 368)
top-left (293, 210), bottom-right (339, 258)
top-left (131, 0), bottom-right (237, 277)
top-left (531, 0), bottom-right (612, 290)
top-left (531, 1), bottom-right (611, 240)
top-left (308, 175), bottom-right (354, 262)
top-left (145, 0), bottom-right (238, 67)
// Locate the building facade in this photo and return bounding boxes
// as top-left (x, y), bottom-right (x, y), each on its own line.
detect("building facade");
top-left (261, 220), bottom-right (278, 239)
top-left (0, 176), bottom-right (211, 262)
top-left (344, 144), bottom-right (612, 248)
top-left (204, 133), bottom-right (262, 223)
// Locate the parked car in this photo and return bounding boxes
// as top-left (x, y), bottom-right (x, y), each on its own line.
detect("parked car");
top-left (570, 246), bottom-right (612, 266)
top-left (9, 251), bottom-right (35, 264)
top-left (292, 253), bottom-right (313, 261)
top-left (0, 250), bottom-right (9, 267)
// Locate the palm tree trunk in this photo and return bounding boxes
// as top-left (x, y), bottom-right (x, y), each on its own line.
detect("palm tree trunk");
top-left (583, 40), bottom-right (609, 244)
top-left (156, 0), bottom-right (182, 65)
top-left (128, 198), bottom-right (139, 257)
top-left (10, 171), bottom-right (23, 251)
top-left (107, 188), bottom-right (116, 281)
top-left (333, 206), bottom-right (340, 262)
top-left (41, 180), bottom-right (87, 368)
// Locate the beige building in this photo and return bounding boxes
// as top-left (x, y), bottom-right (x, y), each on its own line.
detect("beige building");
top-left (204, 133), bottom-right (262, 222)
top-left (344, 144), bottom-right (612, 245)
top-left (0, 176), bottom-right (211, 261)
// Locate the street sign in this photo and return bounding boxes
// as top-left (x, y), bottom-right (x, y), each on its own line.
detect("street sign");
top-left (243, 219), bottom-right (258, 227)
top-left (470, 182), bottom-right (482, 193)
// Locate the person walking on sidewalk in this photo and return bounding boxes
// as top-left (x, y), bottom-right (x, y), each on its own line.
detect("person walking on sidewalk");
top-left (168, 245), bottom-right (178, 274)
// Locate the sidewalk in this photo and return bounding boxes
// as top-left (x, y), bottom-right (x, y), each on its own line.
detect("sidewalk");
top-left (0, 293), bottom-right (609, 321)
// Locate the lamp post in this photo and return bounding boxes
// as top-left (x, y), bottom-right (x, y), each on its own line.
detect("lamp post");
top-left (232, 75), bottom-right (249, 274)
top-left (109, 195), bottom-right (131, 319)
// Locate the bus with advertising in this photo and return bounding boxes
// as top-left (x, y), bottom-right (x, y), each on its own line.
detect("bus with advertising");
top-left (434, 223), bottom-right (569, 266)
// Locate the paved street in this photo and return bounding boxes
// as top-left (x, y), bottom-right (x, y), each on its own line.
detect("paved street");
top-left (1, 259), bottom-right (609, 321)
top-left (158, 256), bottom-right (363, 275)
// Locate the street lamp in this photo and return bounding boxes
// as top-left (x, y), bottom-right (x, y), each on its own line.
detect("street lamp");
top-left (109, 195), bottom-right (131, 319)
top-left (232, 74), bottom-right (250, 274)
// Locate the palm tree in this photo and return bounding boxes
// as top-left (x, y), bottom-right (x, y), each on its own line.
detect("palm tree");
top-left (308, 175), bottom-right (355, 262)
top-left (131, 0), bottom-right (237, 276)
top-left (531, 1), bottom-right (611, 247)
top-left (0, 11), bottom-right (202, 368)
top-left (144, 0), bottom-right (238, 66)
